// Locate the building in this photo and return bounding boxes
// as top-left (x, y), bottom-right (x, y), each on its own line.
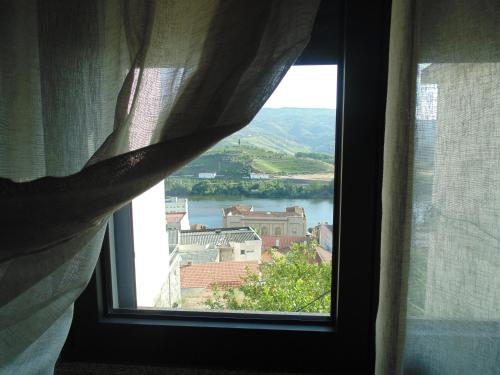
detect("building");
top-left (180, 260), bottom-right (260, 290)
top-left (318, 224), bottom-right (333, 252)
top-left (261, 235), bottom-right (307, 251)
top-left (130, 182), bottom-right (181, 308)
top-left (315, 246), bottom-right (332, 264)
top-left (165, 196), bottom-right (190, 231)
top-left (171, 227), bottom-right (262, 266)
top-left (198, 172), bottom-right (217, 179)
top-left (222, 205), bottom-right (307, 236)
top-left (179, 260), bottom-right (260, 308)
top-left (167, 226), bottom-right (262, 309)
top-left (165, 196), bottom-right (188, 213)
top-left (165, 212), bottom-right (190, 231)
top-left (250, 172), bottom-right (270, 179)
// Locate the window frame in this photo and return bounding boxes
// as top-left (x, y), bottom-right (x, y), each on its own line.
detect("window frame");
top-left (62, 1), bottom-right (391, 373)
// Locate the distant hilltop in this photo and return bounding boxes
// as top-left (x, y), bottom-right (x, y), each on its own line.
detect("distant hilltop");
top-left (216, 107), bottom-right (336, 155)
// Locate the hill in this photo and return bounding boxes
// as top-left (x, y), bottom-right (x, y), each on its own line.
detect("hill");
top-left (173, 145), bottom-right (334, 177)
top-left (215, 107), bottom-right (336, 155)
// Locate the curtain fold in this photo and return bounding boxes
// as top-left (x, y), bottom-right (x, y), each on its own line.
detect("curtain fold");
top-left (0, 1), bottom-right (320, 373)
top-left (377, 0), bottom-right (500, 374)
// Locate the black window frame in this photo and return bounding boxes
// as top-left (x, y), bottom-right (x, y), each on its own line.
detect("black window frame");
top-left (61, 1), bottom-right (391, 373)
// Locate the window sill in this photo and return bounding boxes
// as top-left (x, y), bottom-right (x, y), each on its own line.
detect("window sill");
top-left (100, 315), bottom-right (335, 333)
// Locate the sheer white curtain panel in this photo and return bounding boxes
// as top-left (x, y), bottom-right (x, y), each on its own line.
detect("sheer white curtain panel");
top-left (0, 1), bottom-right (320, 374)
top-left (377, 0), bottom-right (500, 374)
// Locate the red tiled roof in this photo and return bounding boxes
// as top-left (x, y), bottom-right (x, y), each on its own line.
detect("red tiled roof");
top-left (180, 261), bottom-right (259, 289)
top-left (261, 235), bottom-right (307, 250)
top-left (166, 212), bottom-right (185, 223)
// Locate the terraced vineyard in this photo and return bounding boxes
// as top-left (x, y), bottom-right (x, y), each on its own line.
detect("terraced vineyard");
top-left (173, 145), bottom-right (334, 177)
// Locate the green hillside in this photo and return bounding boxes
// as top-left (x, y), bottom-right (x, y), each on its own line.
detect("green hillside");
top-left (215, 107), bottom-right (336, 155)
top-left (173, 145), bottom-right (334, 177)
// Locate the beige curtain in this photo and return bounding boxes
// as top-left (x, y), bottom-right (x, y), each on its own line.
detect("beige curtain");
top-left (0, 1), bottom-right (320, 373)
top-left (377, 0), bottom-right (500, 374)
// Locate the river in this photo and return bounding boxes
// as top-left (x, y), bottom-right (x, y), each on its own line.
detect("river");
top-left (185, 196), bottom-right (334, 229)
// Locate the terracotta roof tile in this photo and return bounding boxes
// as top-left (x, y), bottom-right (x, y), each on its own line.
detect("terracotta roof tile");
top-left (261, 235), bottom-right (307, 250)
top-left (165, 212), bottom-right (185, 223)
top-left (180, 261), bottom-right (260, 289)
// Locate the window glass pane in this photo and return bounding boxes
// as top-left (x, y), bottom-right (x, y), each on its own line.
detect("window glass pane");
top-left (114, 65), bottom-right (337, 316)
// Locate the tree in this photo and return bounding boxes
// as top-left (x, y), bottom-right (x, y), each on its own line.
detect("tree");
top-left (205, 242), bottom-right (332, 313)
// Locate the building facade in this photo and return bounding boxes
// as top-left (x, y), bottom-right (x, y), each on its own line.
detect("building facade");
top-left (165, 196), bottom-right (188, 213)
top-left (318, 224), bottom-right (333, 252)
top-left (222, 205), bottom-right (307, 237)
top-left (166, 212), bottom-right (190, 231)
top-left (132, 182), bottom-right (181, 308)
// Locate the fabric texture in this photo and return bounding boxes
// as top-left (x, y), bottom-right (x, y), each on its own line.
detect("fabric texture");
top-left (377, 0), bottom-right (500, 374)
top-left (0, 1), bottom-right (320, 374)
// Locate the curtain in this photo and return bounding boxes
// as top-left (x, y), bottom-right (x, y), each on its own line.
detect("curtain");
top-left (377, 0), bottom-right (500, 374)
top-left (0, 1), bottom-right (320, 374)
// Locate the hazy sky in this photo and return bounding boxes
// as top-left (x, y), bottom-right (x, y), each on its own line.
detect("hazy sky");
top-left (264, 65), bottom-right (337, 109)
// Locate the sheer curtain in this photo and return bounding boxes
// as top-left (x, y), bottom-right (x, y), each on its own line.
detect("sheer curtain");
top-left (0, 1), bottom-right (320, 374)
top-left (377, 0), bottom-right (500, 374)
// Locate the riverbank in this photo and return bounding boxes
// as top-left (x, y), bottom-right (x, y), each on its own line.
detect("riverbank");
top-left (165, 177), bottom-right (334, 200)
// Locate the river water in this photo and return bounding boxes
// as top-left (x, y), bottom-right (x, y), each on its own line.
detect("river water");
top-left (185, 196), bottom-right (334, 229)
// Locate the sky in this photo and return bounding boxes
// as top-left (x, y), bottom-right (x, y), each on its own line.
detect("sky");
top-left (264, 65), bottom-right (337, 109)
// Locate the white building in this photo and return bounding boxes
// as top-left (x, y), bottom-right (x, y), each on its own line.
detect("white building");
top-left (165, 196), bottom-right (190, 231)
top-left (165, 196), bottom-right (188, 213)
top-left (198, 172), bottom-right (217, 179)
top-left (175, 227), bottom-right (262, 264)
top-left (131, 182), bottom-right (181, 308)
top-left (318, 224), bottom-right (333, 252)
top-left (250, 173), bottom-right (270, 179)
top-left (166, 212), bottom-right (190, 231)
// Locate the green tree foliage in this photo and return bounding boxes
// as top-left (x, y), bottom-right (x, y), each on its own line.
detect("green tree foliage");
top-left (295, 151), bottom-right (334, 164)
top-left (165, 177), bottom-right (334, 199)
top-left (206, 242), bottom-right (332, 313)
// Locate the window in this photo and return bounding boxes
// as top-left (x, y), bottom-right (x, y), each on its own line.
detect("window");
top-left (63, 2), bottom-right (390, 373)
top-left (112, 64), bottom-right (336, 315)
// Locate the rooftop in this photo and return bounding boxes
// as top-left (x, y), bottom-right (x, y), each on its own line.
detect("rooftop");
top-left (179, 248), bottom-right (219, 265)
top-left (165, 212), bottom-right (186, 223)
top-left (179, 227), bottom-right (260, 248)
top-left (180, 261), bottom-right (260, 289)
top-left (261, 235), bottom-right (307, 250)
top-left (223, 205), bottom-right (305, 218)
